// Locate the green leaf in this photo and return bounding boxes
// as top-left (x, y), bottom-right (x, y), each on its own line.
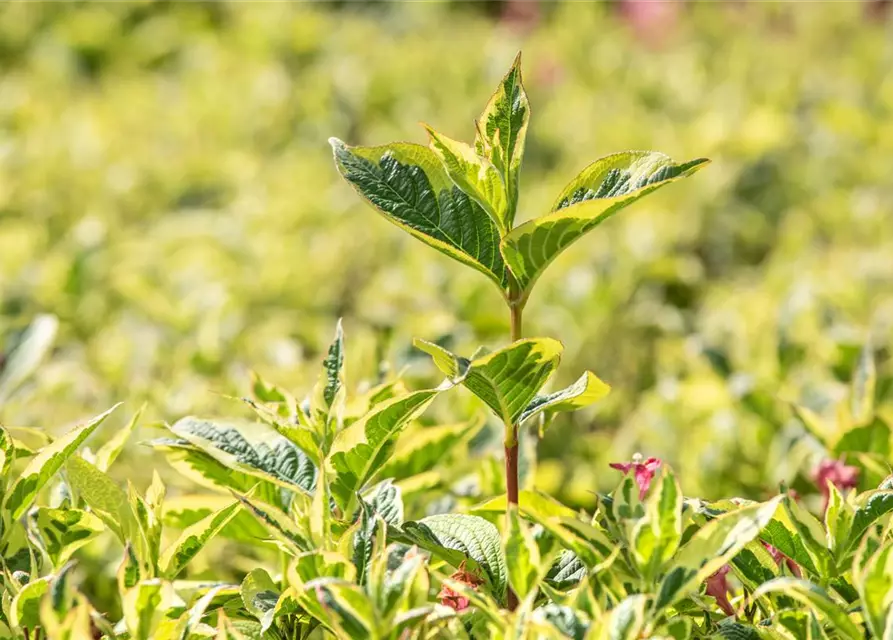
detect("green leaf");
top-left (240, 569), bottom-right (280, 632)
top-left (760, 515), bottom-right (820, 576)
top-left (655, 496), bottom-right (781, 612)
top-left (311, 320), bottom-right (346, 438)
top-left (160, 500), bottom-right (240, 579)
top-left (4, 404), bottom-right (120, 520)
top-left (593, 594), bottom-right (647, 640)
top-left (752, 578), bottom-right (861, 640)
top-left (330, 138), bottom-right (507, 290)
top-left (474, 52), bottom-right (529, 226)
top-left (0, 425), bottom-right (14, 478)
top-left (10, 576), bottom-right (50, 630)
top-left (29, 507), bottom-right (104, 568)
top-left (414, 338), bottom-right (561, 429)
top-left (65, 455), bottom-right (136, 543)
top-left (149, 437), bottom-right (283, 506)
top-left (402, 513), bottom-right (507, 602)
top-left (501, 152), bottom-right (709, 296)
top-left (518, 370), bottom-right (610, 430)
top-left (162, 494), bottom-right (268, 543)
top-left (169, 417), bottom-right (316, 495)
top-left (122, 579), bottom-right (175, 640)
top-left (426, 125), bottom-right (508, 233)
top-left (632, 466), bottom-right (683, 582)
top-left (846, 490), bottom-right (893, 555)
top-left (362, 479), bottom-right (404, 527)
top-left (330, 388), bottom-right (439, 511)
top-left (504, 506), bottom-right (540, 599)
top-left (854, 538), bottom-right (893, 639)
top-left (0, 313), bottom-right (58, 405)
top-left (471, 489), bottom-right (578, 521)
top-left (174, 584), bottom-right (225, 640)
top-left (783, 496), bottom-right (832, 577)
top-left (302, 578), bottom-right (377, 639)
top-left (95, 403), bottom-right (144, 472)
top-left (234, 493), bottom-right (308, 555)
top-left (376, 419), bottom-right (481, 480)
top-left (824, 481), bottom-right (854, 561)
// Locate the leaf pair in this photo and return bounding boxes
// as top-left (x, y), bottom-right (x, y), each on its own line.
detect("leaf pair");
top-left (414, 337), bottom-right (609, 439)
top-left (331, 54), bottom-right (708, 305)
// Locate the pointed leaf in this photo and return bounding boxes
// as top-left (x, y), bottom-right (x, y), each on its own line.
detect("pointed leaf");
top-left (854, 539), bottom-right (893, 639)
top-left (330, 388), bottom-right (439, 511)
top-left (95, 403), bottom-right (144, 472)
top-left (753, 578), bottom-right (861, 640)
top-left (504, 506), bottom-right (540, 599)
top-left (474, 52), bottom-right (529, 225)
top-left (655, 496), bottom-right (782, 612)
top-left (501, 152), bottom-right (708, 295)
top-left (160, 500), bottom-right (240, 579)
top-left (5, 404), bottom-right (120, 519)
top-left (170, 417), bottom-right (316, 495)
top-left (518, 370), bottom-right (610, 429)
top-left (402, 513), bottom-right (507, 602)
top-left (29, 507), bottom-right (104, 568)
top-left (426, 126), bottom-right (508, 232)
top-left (330, 139), bottom-right (507, 289)
top-left (415, 337), bottom-right (561, 428)
top-left (632, 466), bottom-right (683, 581)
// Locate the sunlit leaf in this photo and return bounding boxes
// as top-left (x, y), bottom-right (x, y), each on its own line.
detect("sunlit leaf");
top-left (501, 152), bottom-right (708, 296)
top-left (331, 138), bottom-right (507, 290)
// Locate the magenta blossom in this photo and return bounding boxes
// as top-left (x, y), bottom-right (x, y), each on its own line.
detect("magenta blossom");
top-left (813, 458), bottom-right (859, 512)
top-left (705, 565), bottom-right (735, 617)
top-left (610, 455), bottom-right (662, 499)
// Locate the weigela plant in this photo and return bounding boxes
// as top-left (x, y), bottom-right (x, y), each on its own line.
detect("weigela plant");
top-left (4, 55), bottom-right (893, 640)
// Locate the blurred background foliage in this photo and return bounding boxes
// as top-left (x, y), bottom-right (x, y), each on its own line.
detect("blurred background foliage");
top-left (2, 0), bottom-right (893, 509)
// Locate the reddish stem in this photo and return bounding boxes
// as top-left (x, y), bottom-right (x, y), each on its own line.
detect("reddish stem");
top-left (505, 298), bottom-right (523, 611)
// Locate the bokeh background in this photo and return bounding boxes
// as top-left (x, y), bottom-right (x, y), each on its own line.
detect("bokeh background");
top-left (2, 1), bottom-right (892, 507)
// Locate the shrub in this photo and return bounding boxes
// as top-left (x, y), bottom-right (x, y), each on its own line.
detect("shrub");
top-left (2, 52), bottom-right (893, 640)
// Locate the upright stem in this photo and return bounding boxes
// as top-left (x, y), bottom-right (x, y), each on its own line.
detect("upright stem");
top-left (505, 299), bottom-right (523, 611)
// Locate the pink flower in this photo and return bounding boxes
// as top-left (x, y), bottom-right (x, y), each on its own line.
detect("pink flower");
top-left (610, 455), bottom-right (662, 499)
top-left (438, 561), bottom-right (483, 612)
top-left (762, 542), bottom-right (802, 578)
top-left (813, 458), bottom-right (859, 512)
top-left (705, 565), bottom-right (735, 617)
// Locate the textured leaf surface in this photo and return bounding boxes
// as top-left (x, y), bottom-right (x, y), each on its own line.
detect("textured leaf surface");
top-left (426, 126), bottom-right (508, 232)
top-left (415, 338), bottom-right (561, 427)
top-left (30, 507), bottom-right (104, 568)
top-left (170, 417), bottom-right (316, 495)
top-left (403, 513), bottom-right (508, 601)
top-left (753, 578), bottom-right (861, 640)
top-left (5, 404), bottom-right (119, 519)
top-left (474, 52), bottom-right (529, 226)
top-left (656, 496), bottom-right (781, 611)
top-left (518, 370), bottom-right (610, 427)
top-left (149, 437), bottom-right (283, 506)
top-left (330, 389), bottom-right (438, 510)
top-left (501, 152), bottom-right (708, 294)
top-left (331, 139), bottom-right (507, 289)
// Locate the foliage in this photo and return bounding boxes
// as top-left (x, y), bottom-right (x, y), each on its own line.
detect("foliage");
top-left (2, 3), bottom-right (893, 639)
